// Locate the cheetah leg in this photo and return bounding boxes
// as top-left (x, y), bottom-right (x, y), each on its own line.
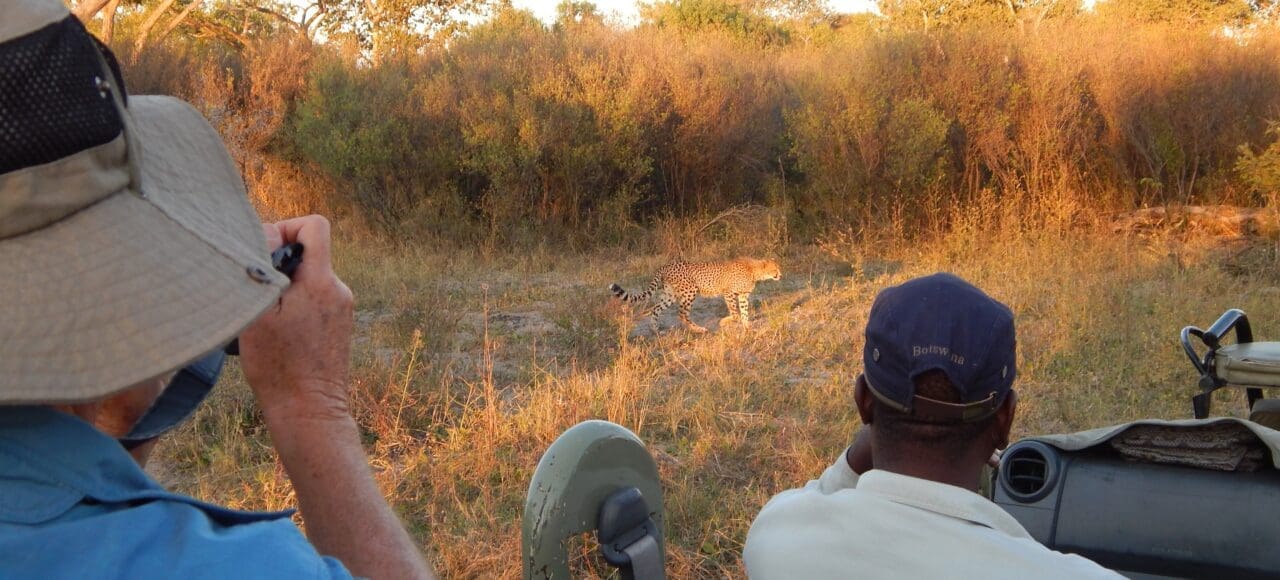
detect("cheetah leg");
top-left (679, 293), bottom-right (707, 333)
top-left (643, 291), bottom-right (674, 332)
top-left (645, 291), bottom-right (675, 318)
top-left (737, 293), bottom-right (751, 328)
top-left (720, 294), bottom-right (738, 326)
top-left (645, 294), bottom-right (674, 318)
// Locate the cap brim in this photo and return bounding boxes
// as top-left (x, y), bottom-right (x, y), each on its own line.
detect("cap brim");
top-left (0, 96), bottom-right (287, 403)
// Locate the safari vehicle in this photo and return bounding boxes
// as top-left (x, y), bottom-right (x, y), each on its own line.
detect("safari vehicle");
top-left (522, 308), bottom-right (1280, 579)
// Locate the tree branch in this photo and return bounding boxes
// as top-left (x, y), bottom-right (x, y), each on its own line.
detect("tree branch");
top-left (132, 0), bottom-right (180, 58)
top-left (158, 0), bottom-right (207, 44)
top-left (73, 0), bottom-right (114, 21)
top-left (238, 0), bottom-right (305, 34)
top-left (100, 0), bottom-right (122, 44)
top-left (186, 15), bottom-right (252, 50)
top-left (301, 1), bottom-right (330, 36)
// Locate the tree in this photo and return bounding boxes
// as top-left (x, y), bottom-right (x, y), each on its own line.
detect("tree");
top-left (179, 1), bottom-right (303, 50)
top-left (641, 0), bottom-right (790, 45)
top-left (753, 0), bottom-right (832, 20)
top-left (69, 0), bottom-right (498, 62)
top-left (316, 0), bottom-right (498, 61)
top-left (878, 0), bottom-right (1007, 30)
top-left (1094, 0), bottom-right (1256, 26)
top-left (73, 0), bottom-right (124, 42)
top-left (877, 0), bottom-right (1075, 32)
top-left (756, 0), bottom-right (841, 45)
top-left (555, 0), bottom-right (604, 28)
top-left (71, 0), bottom-right (306, 53)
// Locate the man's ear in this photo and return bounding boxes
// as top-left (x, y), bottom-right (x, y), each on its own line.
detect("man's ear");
top-left (992, 390), bottom-right (1018, 450)
top-left (855, 375), bottom-right (875, 425)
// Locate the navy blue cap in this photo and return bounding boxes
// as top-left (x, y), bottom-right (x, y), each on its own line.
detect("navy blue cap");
top-left (863, 273), bottom-right (1016, 422)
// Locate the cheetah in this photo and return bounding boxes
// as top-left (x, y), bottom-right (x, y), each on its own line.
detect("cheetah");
top-left (610, 258), bottom-right (782, 333)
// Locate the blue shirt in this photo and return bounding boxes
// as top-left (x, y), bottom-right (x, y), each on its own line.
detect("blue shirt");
top-left (0, 406), bottom-right (355, 579)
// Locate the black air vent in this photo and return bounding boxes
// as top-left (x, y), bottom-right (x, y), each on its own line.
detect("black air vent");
top-left (999, 441), bottom-right (1059, 502)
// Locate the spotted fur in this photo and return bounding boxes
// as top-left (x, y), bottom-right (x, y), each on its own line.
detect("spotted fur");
top-left (609, 258), bottom-right (782, 332)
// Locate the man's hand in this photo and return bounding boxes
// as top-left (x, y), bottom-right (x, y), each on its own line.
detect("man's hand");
top-left (239, 215), bottom-right (354, 424)
top-left (235, 215), bottom-right (434, 580)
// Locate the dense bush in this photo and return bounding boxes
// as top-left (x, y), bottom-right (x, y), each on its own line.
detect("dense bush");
top-left (1238, 123), bottom-right (1280, 199)
top-left (290, 57), bottom-right (463, 230)
top-left (116, 2), bottom-right (1280, 243)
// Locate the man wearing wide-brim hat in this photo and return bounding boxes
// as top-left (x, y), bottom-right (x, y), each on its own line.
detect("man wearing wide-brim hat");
top-left (0, 1), bottom-right (433, 578)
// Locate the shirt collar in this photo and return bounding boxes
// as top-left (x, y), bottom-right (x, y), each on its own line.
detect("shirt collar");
top-left (0, 405), bottom-right (160, 500)
top-left (856, 469), bottom-right (1033, 539)
top-left (0, 405), bottom-right (293, 525)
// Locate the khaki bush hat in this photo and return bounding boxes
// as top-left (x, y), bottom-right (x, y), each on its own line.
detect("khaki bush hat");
top-left (1, 0), bottom-right (288, 402)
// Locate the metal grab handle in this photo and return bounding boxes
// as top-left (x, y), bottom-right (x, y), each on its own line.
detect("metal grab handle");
top-left (1204, 308), bottom-right (1253, 347)
top-left (1182, 309), bottom-right (1253, 372)
top-left (1181, 326), bottom-right (1210, 379)
top-left (1182, 309), bottom-right (1256, 419)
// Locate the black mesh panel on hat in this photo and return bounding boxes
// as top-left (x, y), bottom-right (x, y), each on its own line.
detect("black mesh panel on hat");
top-left (0, 16), bottom-right (124, 174)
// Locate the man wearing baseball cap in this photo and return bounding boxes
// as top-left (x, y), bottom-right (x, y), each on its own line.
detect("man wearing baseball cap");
top-left (743, 273), bottom-right (1120, 578)
top-left (0, 1), bottom-right (432, 577)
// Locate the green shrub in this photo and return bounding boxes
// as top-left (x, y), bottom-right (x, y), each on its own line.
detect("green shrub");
top-left (1238, 123), bottom-right (1280, 198)
top-left (642, 0), bottom-right (790, 46)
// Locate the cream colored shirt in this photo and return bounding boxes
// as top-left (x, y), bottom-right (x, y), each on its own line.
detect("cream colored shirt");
top-left (744, 453), bottom-right (1122, 579)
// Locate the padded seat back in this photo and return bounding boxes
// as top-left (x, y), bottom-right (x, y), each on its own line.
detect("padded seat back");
top-left (1250, 398), bottom-right (1280, 430)
top-left (1214, 342), bottom-right (1280, 387)
top-left (523, 420), bottom-right (665, 579)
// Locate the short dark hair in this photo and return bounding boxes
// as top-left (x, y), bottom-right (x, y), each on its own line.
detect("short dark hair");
top-left (874, 370), bottom-right (995, 457)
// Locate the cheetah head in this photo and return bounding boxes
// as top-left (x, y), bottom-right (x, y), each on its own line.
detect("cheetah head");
top-left (755, 259), bottom-right (782, 282)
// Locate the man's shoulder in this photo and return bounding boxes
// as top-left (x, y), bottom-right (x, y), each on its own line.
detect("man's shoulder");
top-left (0, 489), bottom-right (355, 578)
top-left (744, 481), bottom-right (879, 576)
top-left (0, 407), bottom-right (357, 578)
top-left (744, 474), bottom-right (1122, 579)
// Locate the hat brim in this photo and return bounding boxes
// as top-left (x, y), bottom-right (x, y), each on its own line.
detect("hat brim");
top-left (0, 96), bottom-right (287, 403)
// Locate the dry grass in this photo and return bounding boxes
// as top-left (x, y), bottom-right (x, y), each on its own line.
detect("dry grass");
top-left (150, 203), bottom-right (1280, 578)
top-left (104, 11), bottom-right (1280, 577)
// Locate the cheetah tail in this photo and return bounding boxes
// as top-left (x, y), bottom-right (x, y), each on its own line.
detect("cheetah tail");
top-left (610, 273), bottom-right (661, 303)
